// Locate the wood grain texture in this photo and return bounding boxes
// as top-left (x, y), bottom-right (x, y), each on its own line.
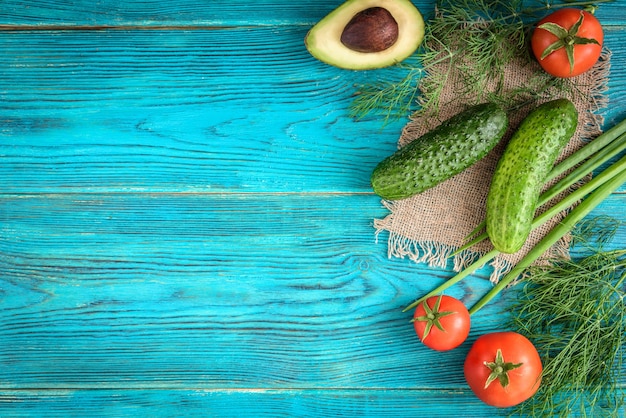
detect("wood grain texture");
top-left (0, 27), bottom-right (412, 193)
top-left (0, 194), bottom-right (506, 387)
top-left (0, 389), bottom-right (518, 417)
top-left (1, 0), bottom-right (625, 416)
top-left (1, 27), bottom-right (625, 193)
top-left (1, 194), bottom-right (623, 392)
top-left (0, 0), bottom-right (338, 26)
top-left (1, 0), bottom-right (625, 26)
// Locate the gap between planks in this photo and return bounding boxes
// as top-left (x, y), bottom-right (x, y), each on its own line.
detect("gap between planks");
top-left (0, 387), bottom-right (471, 393)
top-left (0, 24), bottom-right (311, 31)
top-left (0, 192), bottom-right (378, 197)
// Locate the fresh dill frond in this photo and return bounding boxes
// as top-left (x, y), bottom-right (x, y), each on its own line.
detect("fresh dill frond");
top-left (572, 215), bottom-right (625, 250)
top-left (349, 66), bottom-right (423, 124)
top-left (489, 71), bottom-right (572, 112)
top-left (508, 216), bottom-right (626, 417)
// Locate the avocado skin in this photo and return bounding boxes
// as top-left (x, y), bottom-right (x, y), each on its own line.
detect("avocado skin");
top-left (304, 0), bottom-right (425, 70)
top-left (371, 103), bottom-right (509, 200)
top-left (486, 98), bottom-right (578, 254)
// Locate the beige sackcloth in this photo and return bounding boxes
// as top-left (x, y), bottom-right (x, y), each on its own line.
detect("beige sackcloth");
top-left (374, 50), bottom-right (611, 283)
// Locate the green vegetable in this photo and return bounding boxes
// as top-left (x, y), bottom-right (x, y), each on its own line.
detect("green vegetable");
top-left (546, 117), bottom-right (626, 183)
top-left (509, 230), bottom-right (625, 417)
top-left (402, 117), bottom-right (626, 313)
top-left (403, 153), bottom-right (626, 314)
top-left (486, 98), bottom-right (578, 253)
top-left (471, 156), bottom-right (626, 314)
top-left (371, 102), bottom-right (508, 200)
top-left (459, 122), bottom-right (626, 253)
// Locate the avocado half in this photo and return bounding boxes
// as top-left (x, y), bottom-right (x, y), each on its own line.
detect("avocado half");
top-left (304, 0), bottom-right (425, 70)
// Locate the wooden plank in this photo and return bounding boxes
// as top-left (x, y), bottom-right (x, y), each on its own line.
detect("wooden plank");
top-left (1, 193), bottom-right (624, 390)
top-left (0, 26), bottom-right (411, 193)
top-left (0, 193), bottom-right (501, 388)
top-left (0, 389), bottom-right (514, 417)
top-left (1, 0), bottom-right (625, 27)
top-left (0, 0), bottom-right (341, 26)
top-left (1, 28), bottom-right (625, 194)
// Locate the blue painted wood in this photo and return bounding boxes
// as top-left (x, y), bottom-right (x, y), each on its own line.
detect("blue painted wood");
top-left (1, 28), bottom-right (625, 193)
top-left (0, 389), bottom-right (525, 417)
top-left (0, 194), bottom-right (622, 391)
top-left (1, 0), bottom-right (625, 416)
top-left (1, 0), bottom-right (625, 26)
top-left (0, 27), bottom-right (414, 193)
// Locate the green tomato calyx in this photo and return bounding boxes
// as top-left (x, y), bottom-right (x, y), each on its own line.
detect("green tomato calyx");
top-left (483, 349), bottom-right (523, 389)
top-left (538, 11), bottom-right (600, 74)
top-left (412, 294), bottom-right (455, 340)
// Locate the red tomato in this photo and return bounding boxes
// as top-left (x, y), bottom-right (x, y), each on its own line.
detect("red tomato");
top-left (531, 8), bottom-right (603, 78)
top-left (413, 295), bottom-right (470, 351)
top-left (464, 332), bottom-right (542, 408)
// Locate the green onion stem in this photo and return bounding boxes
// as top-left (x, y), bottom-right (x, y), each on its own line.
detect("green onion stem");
top-left (469, 160), bottom-right (626, 315)
top-left (402, 249), bottom-right (500, 312)
top-left (457, 134), bottom-right (626, 252)
top-left (546, 118), bottom-right (626, 184)
top-left (458, 124), bottom-right (626, 252)
top-left (531, 154), bottom-right (626, 227)
top-left (540, 132), bottom-right (626, 203)
top-left (404, 154), bottom-right (626, 314)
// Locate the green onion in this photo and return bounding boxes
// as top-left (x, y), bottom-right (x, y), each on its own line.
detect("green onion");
top-left (402, 249), bottom-right (499, 312)
top-left (458, 127), bottom-right (626, 252)
top-left (540, 132), bottom-right (626, 203)
top-left (403, 152), bottom-right (626, 314)
top-left (546, 117), bottom-right (626, 183)
top-left (469, 159), bottom-right (626, 314)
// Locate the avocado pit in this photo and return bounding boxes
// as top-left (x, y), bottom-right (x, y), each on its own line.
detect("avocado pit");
top-left (340, 7), bottom-right (399, 53)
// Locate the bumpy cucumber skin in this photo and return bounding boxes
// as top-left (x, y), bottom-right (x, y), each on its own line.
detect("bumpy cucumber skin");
top-left (371, 103), bottom-right (509, 200)
top-left (486, 98), bottom-right (578, 254)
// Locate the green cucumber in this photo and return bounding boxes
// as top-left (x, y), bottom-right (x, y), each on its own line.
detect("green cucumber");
top-left (486, 98), bottom-right (578, 254)
top-left (371, 102), bottom-right (509, 200)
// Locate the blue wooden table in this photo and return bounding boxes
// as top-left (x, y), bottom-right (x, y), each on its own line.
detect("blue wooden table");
top-left (1, 1), bottom-right (625, 416)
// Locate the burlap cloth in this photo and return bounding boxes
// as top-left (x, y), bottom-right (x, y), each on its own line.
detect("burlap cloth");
top-left (374, 50), bottom-right (611, 283)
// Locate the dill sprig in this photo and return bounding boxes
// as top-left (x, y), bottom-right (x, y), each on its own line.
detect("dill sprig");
top-left (508, 218), bottom-right (626, 417)
top-left (349, 65), bottom-right (423, 121)
top-left (572, 214), bottom-right (624, 250)
top-left (349, 0), bottom-right (613, 123)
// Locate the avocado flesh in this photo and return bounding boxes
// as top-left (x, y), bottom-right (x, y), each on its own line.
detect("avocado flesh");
top-left (305, 0), bottom-right (425, 70)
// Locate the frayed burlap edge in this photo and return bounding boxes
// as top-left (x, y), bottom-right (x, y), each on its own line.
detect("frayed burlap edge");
top-left (374, 49), bottom-right (611, 284)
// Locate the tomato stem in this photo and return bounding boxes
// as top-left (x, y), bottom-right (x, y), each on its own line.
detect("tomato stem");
top-left (412, 294), bottom-right (456, 340)
top-left (484, 349), bottom-right (523, 389)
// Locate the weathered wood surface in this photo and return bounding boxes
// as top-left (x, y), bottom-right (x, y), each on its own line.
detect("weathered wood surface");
top-left (1, 1), bottom-right (625, 416)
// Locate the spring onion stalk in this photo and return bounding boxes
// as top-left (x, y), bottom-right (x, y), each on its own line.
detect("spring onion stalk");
top-left (539, 132), bottom-right (626, 203)
top-left (469, 161), bottom-right (626, 315)
top-left (531, 151), bottom-right (626, 227)
top-left (457, 134), bottom-right (626, 252)
top-left (404, 154), bottom-right (626, 313)
top-left (402, 249), bottom-right (500, 312)
top-left (459, 128), bottom-right (626, 251)
top-left (545, 117), bottom-right (626, 183)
